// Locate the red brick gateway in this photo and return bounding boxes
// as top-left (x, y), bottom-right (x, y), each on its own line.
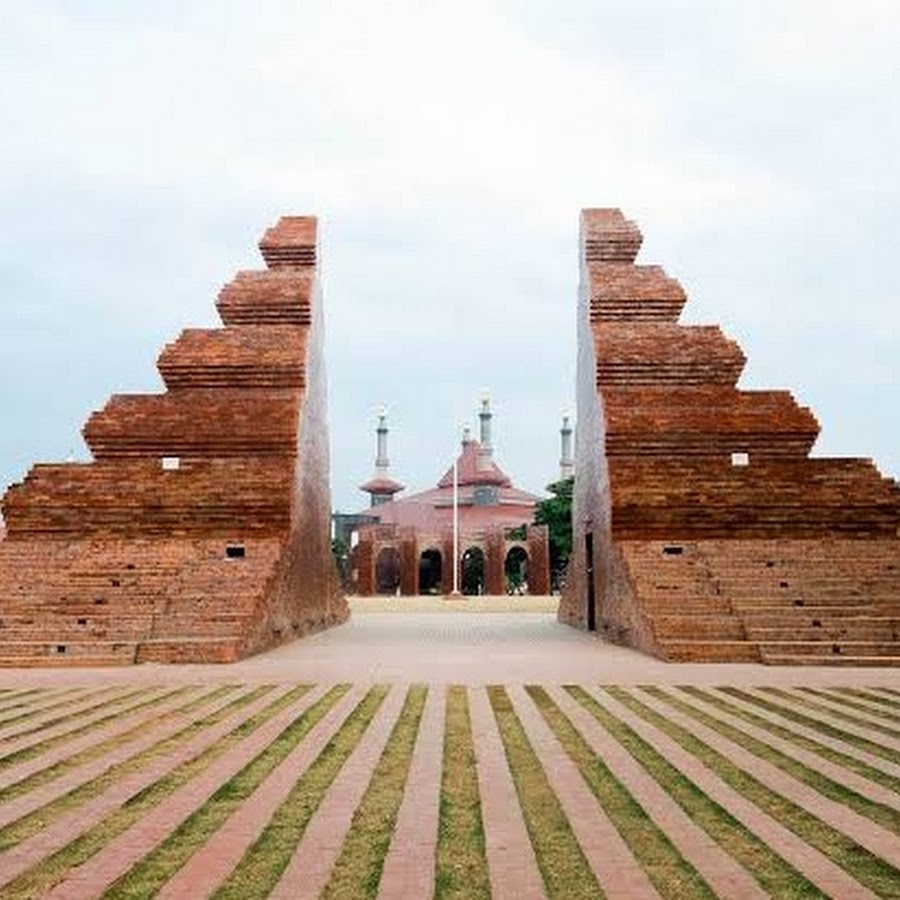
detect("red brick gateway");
top-left (560, 209), bottom-right (900, 665)
top-left (0, 217), bottom-right (347, 664)
top-left (1, 209), bottom-right (898, 665)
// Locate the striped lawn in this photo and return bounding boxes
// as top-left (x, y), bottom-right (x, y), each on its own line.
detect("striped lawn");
top-left (0, 682), bottom-right (895, 899)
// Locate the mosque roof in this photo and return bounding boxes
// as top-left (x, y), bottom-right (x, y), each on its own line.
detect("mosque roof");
top-left (357, 437), bottom-right (540, 531)
top-left (437, 440), bottom-right (512, 488)
top-left (358, 475), bottom-right (405, 495)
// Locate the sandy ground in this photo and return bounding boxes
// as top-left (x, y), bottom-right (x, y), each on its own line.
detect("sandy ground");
top-left (0, 597), bottom-right (898, 687)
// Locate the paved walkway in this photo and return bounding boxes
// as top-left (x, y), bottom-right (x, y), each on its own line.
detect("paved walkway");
top-left (0, 605), bottom-right (898, 897)
top-left (3, 599), bottom-right (898, 688)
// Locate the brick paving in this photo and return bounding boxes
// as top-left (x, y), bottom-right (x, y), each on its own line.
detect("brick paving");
top-left (669, 687), bottom-right (900, 812)
top-left (742, 687), bottom-right (900, 751)
top-left (157, 684), bottom-right (375, 900)
top-left (634, 688), bottom-right (900, 868)
top-left (43, 686), bottom-right (336, 900)
top-left (547, 686), bottom-right (768, 900)
top-left (0, 606), bottom-right (898, 897)
top-left (469, 685), bottom-right (546, 900)
top-left (0, 687), bottom-right (260, 833)
top-left (269, 684), bottom-right (409, 900)
top-left (589, 687), bottom-right (881, 899)
top-left (0, 685), bottom-right (138, 748)
top-left (0, 687), bottom-right (201, 791)
top-left (377, 685), bottom-right (444, 900)
top-left (687, 685), bottom-right (900, 781)
top-left (508, 684), bottom-right (661, 899)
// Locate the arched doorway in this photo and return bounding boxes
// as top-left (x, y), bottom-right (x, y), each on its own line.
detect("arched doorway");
top-left (375, 546), bottom-right (401, 595)
top-left (461, 546), bottom-right (485, 595)
top-left (505, 546), bottom-right (529, 595)
top-left (418, 548), bottom-right (442, 594)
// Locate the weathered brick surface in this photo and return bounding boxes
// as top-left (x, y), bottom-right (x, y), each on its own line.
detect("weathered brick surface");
top-left (83, 390), bottom-right (300, 459)
top-left (596, 324), bottom-right (746, 386)
top-left (589, 264), bottom-right (687, 322)
top-left (3, 460), bottom-right (295, 537)
top-left (604, 388), bottom-right (819, 458)
top-left (564, 208), bottom-right (900, 664)
top-left (581, 208), bottom-right (643, 263)
top-left (216, 270), bottom-right (313, 326)
top-left (157, 326), bottom-right (307, 390)
top-left (0, 216), bottom-right (348, 665)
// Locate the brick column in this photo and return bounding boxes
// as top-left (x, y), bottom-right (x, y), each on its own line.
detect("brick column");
top-left (527, 525), bottom-right (551, 595)
top-left (484, 528), bottom-right (505, 596)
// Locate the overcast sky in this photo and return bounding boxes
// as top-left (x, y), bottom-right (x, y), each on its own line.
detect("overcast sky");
top-left (1, 0), bottom-right (897, 515)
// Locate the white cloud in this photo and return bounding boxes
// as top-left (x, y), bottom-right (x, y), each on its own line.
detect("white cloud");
top-left (0, 0), bottom-right (897, 512)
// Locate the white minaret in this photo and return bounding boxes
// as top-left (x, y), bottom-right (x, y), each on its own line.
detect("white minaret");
top-left (359, 404), bottom-right (404, 506)
top-left (560, 411), bottom-right (574, 480)
top-left (478, 393), bottom-right (493, 454)
top-left (375, 404), bottom-right (390, 475)
top-left (477, 392), bottom-right (494, 472)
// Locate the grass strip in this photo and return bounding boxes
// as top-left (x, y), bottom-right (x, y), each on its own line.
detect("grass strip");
top-left (0, 687), bottom-right (100, 731)
top-left (656, 687), bottom-right (900, 835)
top-left (723, 688), bottom-right (900, 766)
top-left (434, 686), bottom-right (490, 900)
top-left (213, 685), bottom-right (389, 899)
top-left (104, 683), bottom-right (354, 899)
top-left (0, 684), bottom-right (269, 851)
top-left (487, 685), bottom-right (601, 900)
top-left (322, 685), bottom-right (429, 899)
top-left (759, 687), bottom-right (900, 740)
top-left (0, 685), bottom-right (227, 805)
top-left (0, 686), bottom-right (189, 772)
top-left (0, 687), bottom-right (73, 709)
top-left (798, 687), bottom-right (900, 726)
top-left (680, 686), bottom-right (900, 796)
top-left (0, 686), bottom-right (145, 745)
top-left (529, 686), bottom-right (714, 899)
top-left (831, 688), bottom-right (900, 713)
top-left (567, 686), bottom-right (824, 898)
top-left (0, 683), bottom-right (308, 899)
top-left (608, 687), bottom-right (900, 897)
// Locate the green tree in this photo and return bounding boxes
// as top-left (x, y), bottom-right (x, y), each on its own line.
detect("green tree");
top-left (332, 537), bottom-right (350, 588)
top-left (534, 476), bottom-right (573, 588)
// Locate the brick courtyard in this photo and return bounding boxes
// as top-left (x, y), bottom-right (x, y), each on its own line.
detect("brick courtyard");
top-left (0, 602), bottom-right (898, 898)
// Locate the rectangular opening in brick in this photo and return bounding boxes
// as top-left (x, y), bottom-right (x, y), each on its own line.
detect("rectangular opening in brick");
top-left (226, 544), bottom-right (246, 559)
top-left (662, 545), bottom-right (684, 556)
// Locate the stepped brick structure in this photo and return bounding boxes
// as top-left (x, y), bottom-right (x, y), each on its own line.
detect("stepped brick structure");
top-left (0, 216), bottom-right (348, 665)
top-left (562, 208), bottom-right (900, 665)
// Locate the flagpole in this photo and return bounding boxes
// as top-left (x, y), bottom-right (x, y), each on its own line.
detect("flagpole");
top-left (452, 452), bottom-right (460, 596)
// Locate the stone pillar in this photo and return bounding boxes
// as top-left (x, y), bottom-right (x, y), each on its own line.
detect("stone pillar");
top-left (527, 525), bottom-right (551, 595)
top-left (352, 535), bottom-right (376, 596)
top-left (484, 528), bottom-right (505, 596)
top-left (441, 532), bottom-right (456, 595)
top-left (399, 529), bottom-right (418, 596)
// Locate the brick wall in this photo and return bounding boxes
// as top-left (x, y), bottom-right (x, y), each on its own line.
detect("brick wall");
top-left (0, 216), bottom-right (348, 665)
top-left (564, 208), bottom-right (900, 664)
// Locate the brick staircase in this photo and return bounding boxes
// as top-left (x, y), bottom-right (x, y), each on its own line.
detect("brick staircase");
top-left (621, 539), bottom-right (900, 665)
